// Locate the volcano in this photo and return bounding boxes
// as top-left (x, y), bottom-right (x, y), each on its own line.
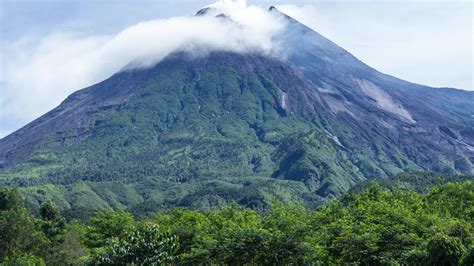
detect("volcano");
top-left (1, 6), bottom-right (473, 214)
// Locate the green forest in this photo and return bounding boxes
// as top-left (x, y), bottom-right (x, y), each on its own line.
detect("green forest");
top-left (1, 179), bottom-right (473, 265)
top-left (1, 4), bottom-right (473, 265)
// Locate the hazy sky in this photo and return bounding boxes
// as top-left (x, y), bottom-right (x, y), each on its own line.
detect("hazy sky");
top-left (0, 0), bottom-right (472, 138)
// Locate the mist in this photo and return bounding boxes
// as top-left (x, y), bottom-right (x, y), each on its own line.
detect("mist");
top-left (1, 0), bottom-right (471, 139)
top-left (1, 0), bottom-right (285, 137)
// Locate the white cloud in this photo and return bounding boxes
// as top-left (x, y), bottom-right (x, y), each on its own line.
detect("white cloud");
top-left (1, 1), bottom-right (472, 138)
top-left (276, 2), bottom-right (473, 90)
top-left (1, 0), bottom-right (285, 138)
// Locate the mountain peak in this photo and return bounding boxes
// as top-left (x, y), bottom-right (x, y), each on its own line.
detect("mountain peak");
top-left (196, 0), bottom-right (247, 16)
top-left (268, 6), bottom-right (280, 12)
top-left (206, 0), bottom-right (247, 9)
top-left (1, 0), bottom-right (473, 215)
top-left (268, 5), bottom-right (297, 23)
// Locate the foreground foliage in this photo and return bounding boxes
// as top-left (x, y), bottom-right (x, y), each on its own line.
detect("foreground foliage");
top-left (1, 180), bottom-right (473, 265)
top-left (96, 223), bottom-right (179, 265)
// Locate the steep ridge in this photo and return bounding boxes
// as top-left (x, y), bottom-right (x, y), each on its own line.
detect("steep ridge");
top-left (269, 7), bottom-right (474, 174)
top-left (0, 7), bottom-right (472, 214)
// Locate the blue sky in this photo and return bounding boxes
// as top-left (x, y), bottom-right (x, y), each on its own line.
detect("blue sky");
top-left (0, 0), bottom-right (472, 138)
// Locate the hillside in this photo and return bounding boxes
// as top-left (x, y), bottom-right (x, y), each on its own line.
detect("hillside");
top-left (0, 6), bottom-right (473, 215)
top-left (350, 172), bottom-right (474, 194)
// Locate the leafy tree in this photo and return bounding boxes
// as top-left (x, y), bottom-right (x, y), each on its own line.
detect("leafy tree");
top-left (426, 181), bottom-right (474, 222)
top-left (153, 208), bottom-right (213, 264)
top-left (95, 223), bottom-right (179, 265)
top-left (426, 234), bottom-right (465, 266)
top-left (0, 188), bottom-right (48, 261)
top-left (309, 185), bottom-right (429, 264)
top-left (206, 205), bottom-right (267, 264)
top-left (262, 203), bottom-right (308, 264)
top-left (38, 199), bottom-right (84, 265)
top-left (0, 254), bottom-right (46, 266)
top-left (40, 199), bottom-right (66, 242)
top-left (84, 210), bottom-right (135, 249)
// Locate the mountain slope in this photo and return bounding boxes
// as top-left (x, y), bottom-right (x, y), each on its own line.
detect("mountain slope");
top-left (270, 7), bottom-right (474, 173)
top-left (0, 7), bottom-right (472, 214)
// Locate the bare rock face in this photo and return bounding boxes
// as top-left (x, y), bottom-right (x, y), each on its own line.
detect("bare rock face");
top-left (0, 7), bottom-right (472, 212)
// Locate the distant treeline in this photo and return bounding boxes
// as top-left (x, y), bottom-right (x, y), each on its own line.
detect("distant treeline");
top-left (350, 171), bottom-right (474, 194)
top-left (1, 179), bottom-right (473, 265)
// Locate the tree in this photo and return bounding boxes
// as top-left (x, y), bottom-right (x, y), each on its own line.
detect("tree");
top-left (40, 199), bottom-right (66, 242)
top-left (84, 210), bottom-right (135, 249)
top-left (96, 223), bottom-right (179, 265)
top-left (0, 188), bottom-right (48, 261)
top-left (426, 234), bottom-right (465, 266)
top-left (0, 253), bottom-right (46, 266)
top-left (39, 199), bottom-right (83, 265)
top-left (262, 203), bottom-right (309, 264)
top-left (153, 208), bottom-right (213, 264)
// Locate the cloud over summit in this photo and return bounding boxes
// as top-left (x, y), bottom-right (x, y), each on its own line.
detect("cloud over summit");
top-left (1, 0), bottom-right (286, 138)
top-left (1, 0), bottom-right (471, 138)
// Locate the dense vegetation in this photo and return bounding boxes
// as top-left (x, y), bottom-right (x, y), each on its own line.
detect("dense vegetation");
top-left (2, 180), bottom-right (473, 265)
top-left (351, 172), bottom-right (474, 194)
top-left (1, 12), bottom-right (473, 265)
top-left (0, 56), bottom-right (368, 213)
top-left (3, 53), bottom-right (471, 216)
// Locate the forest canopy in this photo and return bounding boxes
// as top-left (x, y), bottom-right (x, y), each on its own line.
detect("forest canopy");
top-left (1, 180), bottom-right (473, 265)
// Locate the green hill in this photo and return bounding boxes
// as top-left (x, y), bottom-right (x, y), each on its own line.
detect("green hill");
top-left (1, 7), bottom-right (473, 216)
